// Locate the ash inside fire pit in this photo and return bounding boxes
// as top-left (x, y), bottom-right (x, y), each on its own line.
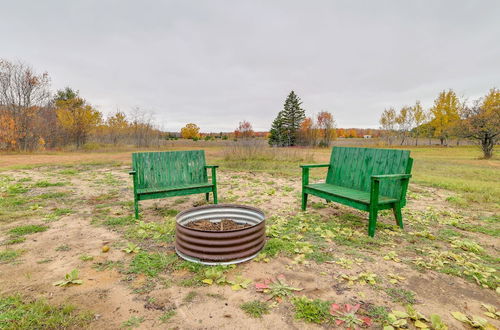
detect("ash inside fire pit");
top-left (185, 219), bottom-right (251, 231)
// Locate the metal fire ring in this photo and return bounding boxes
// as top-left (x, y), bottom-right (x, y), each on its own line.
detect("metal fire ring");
top-left (175, 204), bottom-right (266, 265)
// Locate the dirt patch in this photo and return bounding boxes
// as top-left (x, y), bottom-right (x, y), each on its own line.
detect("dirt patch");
top-left (1, 164), bottom-right (499, 329)
top-left (185, 219), bottom-right (251, 231)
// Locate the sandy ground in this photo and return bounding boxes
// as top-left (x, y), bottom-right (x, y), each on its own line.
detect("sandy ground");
top-left (0, 164), bottom-right (498, 329)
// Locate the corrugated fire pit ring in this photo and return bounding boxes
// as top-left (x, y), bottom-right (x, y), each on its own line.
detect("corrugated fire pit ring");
top-left (175, 204), bottom-right (266, 265)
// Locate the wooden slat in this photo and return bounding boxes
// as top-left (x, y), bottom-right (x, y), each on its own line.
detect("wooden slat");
top-left (306, 183), bottom-right (398, 205)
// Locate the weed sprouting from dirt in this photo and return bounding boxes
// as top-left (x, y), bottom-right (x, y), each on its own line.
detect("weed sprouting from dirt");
top-left (0, 295), bottom-right (93, 329)
top-left (240, 300), bottom-right (271, 318)
top-left (8, 224), bottom-right (48, 236)
top-left (0, 250), bottom-right (23, 263)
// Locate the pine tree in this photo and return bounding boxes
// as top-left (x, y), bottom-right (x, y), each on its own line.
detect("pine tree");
top-left (268, 110), bottom-right (285, 146)
top-left (282, 91), bottom-right (305, 146)
top-left (269, 91), bottom-right (305, 147)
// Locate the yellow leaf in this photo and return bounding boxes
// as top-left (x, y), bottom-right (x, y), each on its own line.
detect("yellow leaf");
top-left (414, 320), bottom-right (428, 328)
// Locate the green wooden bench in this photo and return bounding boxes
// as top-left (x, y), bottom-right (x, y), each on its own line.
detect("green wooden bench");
top-left (301, 147), bottom-right (413, 237)
top-left (129, 150), bottom-right (218, 219)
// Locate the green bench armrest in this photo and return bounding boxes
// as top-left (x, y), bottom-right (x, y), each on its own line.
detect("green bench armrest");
top-left (204, 165), bottom-right (218, 185)
top-left (371, 174), bottom-right (411, 180)
top-left (129, 170), bottom-right (136, 175)
top-left (301, 164), bottom-right (330, 186)
top-left (300, 164), bottom-right (330, 169)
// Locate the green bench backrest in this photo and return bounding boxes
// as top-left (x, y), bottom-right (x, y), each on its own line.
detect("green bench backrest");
top-left (326, 147), bottom-right (412, 198)
top-left (132, 150), bottom-right (207, 189)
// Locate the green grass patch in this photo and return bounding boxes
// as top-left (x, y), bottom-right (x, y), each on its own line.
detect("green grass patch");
top-left (129, 252), bottom-right (178, 277)
top-left (103, 216), bottom-right (136, 227)
top-left (384, 287), bottom-right (416, 304)
top-left (36, 192), bottom-right (68, 200)
top-left (92, 260), bottom-right (124, 272)
top-left (0, 250), bottom-right (23, 263)
top-left (55, 244), bottom-right (71, 252)
top-left (121, 316), bottom-right (143, 328)
top-left (159, 209), bottom-right (179, 217)
top-left (183, 291), bottom-right (197, 303)
top-left (240, 300), bottom-right (271, 318)
top-left (365, 305), bottom-right (389, 322)
top-left (0, 295), bottom-right (93, 329)
top-left (8, 224), bottom-right (48, 236)
top-left (6, 184), bottom-right (29, 195)
top-left (59, 169), bottom-right (78, 175)
top-left (32, 180), bottom-right (67, 188)
top-left (292, 296), bottom-right (332, 324)
top-left (3, 237), bottom-right (26, 245)
top-left (159, 310), bottom-right (176, 323)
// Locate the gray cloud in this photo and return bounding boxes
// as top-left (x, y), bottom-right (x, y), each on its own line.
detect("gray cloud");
top-left (1, 0), bottom-right (499, 131)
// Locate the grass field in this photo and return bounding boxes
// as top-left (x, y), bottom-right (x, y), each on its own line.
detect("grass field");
top-left (0, 144), bottom-right (498, 329)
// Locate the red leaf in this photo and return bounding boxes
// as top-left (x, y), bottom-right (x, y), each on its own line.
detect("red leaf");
top-left (361, 316), bottom-right (373, 327)
top-left (335, 319), bottom-right (344, 326)
top-left (351, 304), bottom-right (361, 313)
top-left (330, 303), bottom-right (341, 314)
top-left (345, 304), bottom-right (353, 312)
top-left (255, 283), bottom-right (269, 290)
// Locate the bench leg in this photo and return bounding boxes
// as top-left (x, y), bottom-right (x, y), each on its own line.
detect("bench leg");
top-left (212, 187), bottom-right (218, 204)
top-left (393, 203), bottom-right (404, 229)
top-left (205, 193), bottom-right (210, 202)
top-left (301, 193), bottom-right (308, 211)
top-left (368, 208), bottom-right (378, 237)
top-left (134, 197), bottom-right (139, 219)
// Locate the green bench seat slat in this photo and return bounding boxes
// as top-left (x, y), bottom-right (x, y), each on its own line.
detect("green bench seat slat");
top-left (302, 146), bottom-right (413, 237)
top-left (137, 183), bottom-right (214, 195)
top-left (306, 183), bottom-right (398, 204)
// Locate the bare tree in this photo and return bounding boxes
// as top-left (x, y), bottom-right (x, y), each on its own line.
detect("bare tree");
top-left (395, 106), bottom-right (414, 145)
top-left (129, 107), bottom-right (161, 148)
top-left (0, 59), bottom-right (51, 150)
top-left (379, 108), bottom-right (397, 145)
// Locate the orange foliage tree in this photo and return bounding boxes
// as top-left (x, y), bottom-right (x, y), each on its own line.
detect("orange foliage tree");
top-left (181, 123), bottom-right (201, 139)
top-left (55, 88), bottom-right (102, 149)
top-left (234, 120), bottom-right (254, 139)
top-left (0, 111), bottom-right (18, 150)
top-left (316, 111), bottom-right (336, 147)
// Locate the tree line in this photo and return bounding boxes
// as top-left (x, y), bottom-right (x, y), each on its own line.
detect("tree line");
top-left (269, 91), bottom-right (337, 147)
top-left (0, 59), bottom-right (163, 151)
top-left (379, 89), bottom-right (499, 158)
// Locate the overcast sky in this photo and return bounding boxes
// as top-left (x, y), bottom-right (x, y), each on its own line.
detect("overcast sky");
top-left (1, 1), bottom-right (499, 131)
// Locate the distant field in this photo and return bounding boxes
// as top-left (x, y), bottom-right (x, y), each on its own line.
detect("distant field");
top-left (0, 142), bottom-right (498, 328)
top-left (1, 144), bottom-right (498, 210)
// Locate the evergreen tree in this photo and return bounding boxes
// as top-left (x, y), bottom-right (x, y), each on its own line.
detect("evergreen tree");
top-left (268, 110), bottom-right (285, 146)
top-left (268, 91), bottom-right (305, 146)
top-left (282, 91), bottom-right (305, 146)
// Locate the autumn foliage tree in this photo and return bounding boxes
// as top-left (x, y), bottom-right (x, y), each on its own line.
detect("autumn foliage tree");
top-left (430, 90), bottom-right (461, 145)
top-left (459, 88), bottom-right (500, 158)
top-left (181, 123), bottom-right (201, 139)
top-left (0, 112), bottom-right (18, 150)
top-left (106, 111), bottom-right (129, 145)
top-left (298, 117), bottom-right (317, 146)
top-left (0, 59), bottom-right (51, 151)
top-left (54, 88), bottom-right (102, 149)
top-left (316, 111), bottom-right (336, 147)
top-left (234, 120), bottom-right (254, 139)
